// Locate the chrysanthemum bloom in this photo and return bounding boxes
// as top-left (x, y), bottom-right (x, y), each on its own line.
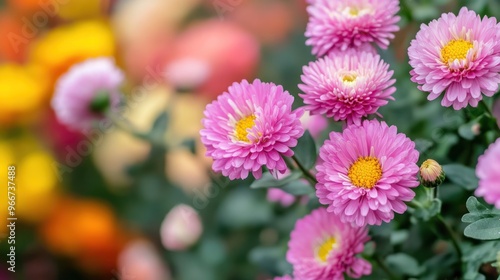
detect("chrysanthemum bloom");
top-left (160, 204), bottom-right (203, 251)
top-left (200, 79), bottom-right (304, 180)
top-left (274, 276), bottom-right (293, 280)
top-left (51, 57), bottom-right (123, 132)
top-left (287, 208), bottom-right (371, 279)
top-left (305, 0), bottom-right (400, 56)
top-left (419, 159), bottom-right (445, 188)
top-left (299, 51), bottom-right (395, 125)
top-left (475, 139), bottom-right (500, 209)
top-left (316, 120), bottom-right (419, 227)
top-left (408, 7), bottom-right (500, 110)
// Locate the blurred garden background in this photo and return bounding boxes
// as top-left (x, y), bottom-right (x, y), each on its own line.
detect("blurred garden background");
top-left (1, 0), bottom-right (500, 279)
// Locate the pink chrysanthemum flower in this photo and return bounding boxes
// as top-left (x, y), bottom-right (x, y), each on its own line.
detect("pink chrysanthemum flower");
top-left (200, 79), bottom-right (304, 180)
top-left (475, 139), bottom-right (500, 209)
top-left (305, 0), bottom-right (400, 56)
top-left (316, 120), bottom-right (419, 227)
top-left (299, 50), bottom-right (396, 125)
top-left (273, 275), bottom-right (293, 280)
top-left (408, 7), bottom-right (500, 110)
top-left (52, 57), bottom-right (123, 131)
top-left (267, 188), bottom-right (296, 207)
top-left (287, 208), bottom-right (371, 280)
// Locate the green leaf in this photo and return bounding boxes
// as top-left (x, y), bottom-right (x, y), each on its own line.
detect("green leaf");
top-left (249, 246), bottom-right (283, 272)
top-left (292, 130), bottom-right (317, 170)
top-left (462, 196), bottom-right (500, 223)
top-left (250, 172), bottom-right (301, 189)
top-left (413, 199), bottom-right (442, 221)
top-left (464, 218), bottom-right (500, 240)
top-left (180, 138), bottom-right (197, 154)
top-left (281, 180), bottom-right (313, 196)
top-left (458, 117), bottom-right (482, 140)
top-left (217, 188), bottom-right (273, 228)
top-left (149, 111), bottom-right (169, 141)
top-left (442, 164), bottom-right (478, 190)
top-left (386, 253), bottom-right (424, 276)
top-left (463, 240), bottom-right (500, 279)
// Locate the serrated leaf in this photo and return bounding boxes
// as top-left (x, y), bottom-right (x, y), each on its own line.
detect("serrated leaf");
top-left (442, 164), bottom-right (478, 190)
top-left (292, 130), bottom-right (317, 170)
top-left (462, 196), bottom-right (500, 223)
top-left (250, 172), bottom-right (301, 189)
top-left (464, 218), bottom-right (500, 240)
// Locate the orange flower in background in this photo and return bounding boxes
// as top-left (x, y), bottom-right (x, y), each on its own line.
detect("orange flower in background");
top-left (0, 11), bottom-right (33, 63)
top-left (30, 19), bottom-right (115, 90)
top-left (0, 63), bottom-right (49, 127)
top-left (40, 196), bottom-right (126, 273)
top-left (7, 0), bottom-right (51, 15)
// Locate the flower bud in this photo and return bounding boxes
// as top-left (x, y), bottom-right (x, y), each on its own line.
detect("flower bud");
top-left (419, 159), bottom-right (445, 188)
top-left (160, 204), bottom-right (202, 251)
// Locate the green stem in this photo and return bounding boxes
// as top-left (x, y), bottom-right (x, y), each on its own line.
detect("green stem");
top-left (436, 214), bottom-right (463, 269)
top-left (374, 255), bottom-right (399, 280)
top-left (291, 155), bottom-right (318, 185)
top-left (107, 112), bottom-right (167, 148)
top-left (406, 200), bottom-right (424, 209)
top-left (480, 99), bottom-right (494, 118)
top-left (480, 99), bottom-right (500, 135)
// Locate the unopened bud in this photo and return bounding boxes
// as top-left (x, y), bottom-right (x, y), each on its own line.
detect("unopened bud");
top-left (419, 159), bottom-right (445, 188)
top-left (160, 204), bottom-right (202, 251)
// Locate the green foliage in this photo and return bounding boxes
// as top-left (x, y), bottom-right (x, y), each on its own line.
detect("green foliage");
top-left (442, 164), bottom-right (479, 191)
top-left (291, 130), bottom-right (317, 170)
top-left (463, 197), bottom-right (500, 240)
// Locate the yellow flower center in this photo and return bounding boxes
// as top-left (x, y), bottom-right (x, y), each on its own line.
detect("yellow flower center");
top-left (441, 39), bottom-right (473, 63)
top-left (348, 156), bottom-right (382, 189)
top-left (317, 237), bottom-right (336, 262)
top-left (234, 115), bottom-right (256, 142)
top-left (343, 73), bottom-right (357, 83)
top-left (349, 7), bottom-right (359, 16)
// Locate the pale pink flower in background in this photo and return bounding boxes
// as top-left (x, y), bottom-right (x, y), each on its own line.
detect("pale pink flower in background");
top-left (51, 57), bottom-right (123, 132)
top-left (160, 204), bottom-right (202, 251)
top-left (299, 50), bottom-right (395, 125)
top-left (166, 20), bottom-right (260, 100)
top-left (286, 208), bottom-right (371, 280)
top-left (300, 111), bottom-right (328, 139)
top-left (267, 188), bottom-right (296, 207)
top-left (316, 120), bottom-right (420, 227)
top-left (164, 58), bottom-right (210, 91)
top-left (475, 139), bottom-right (500, 209)
top-left (408, 7), bottom-right (500, 110)
top-left (305, 0), bottom-right (400, 56)
top-left (200, 79), bottom-right (304, 180)
top-left (118, 240), bottom-right (171, 280)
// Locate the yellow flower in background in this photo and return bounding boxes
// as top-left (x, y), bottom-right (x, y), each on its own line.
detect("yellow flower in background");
top-left (0, 135), bottom-right (59, 225)
top-left (30, 19), bottom-right (115, 89)
top-left (57, 0), bottom-right (103, 21)
top-left (0, 64), bottom-right (49, 127)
